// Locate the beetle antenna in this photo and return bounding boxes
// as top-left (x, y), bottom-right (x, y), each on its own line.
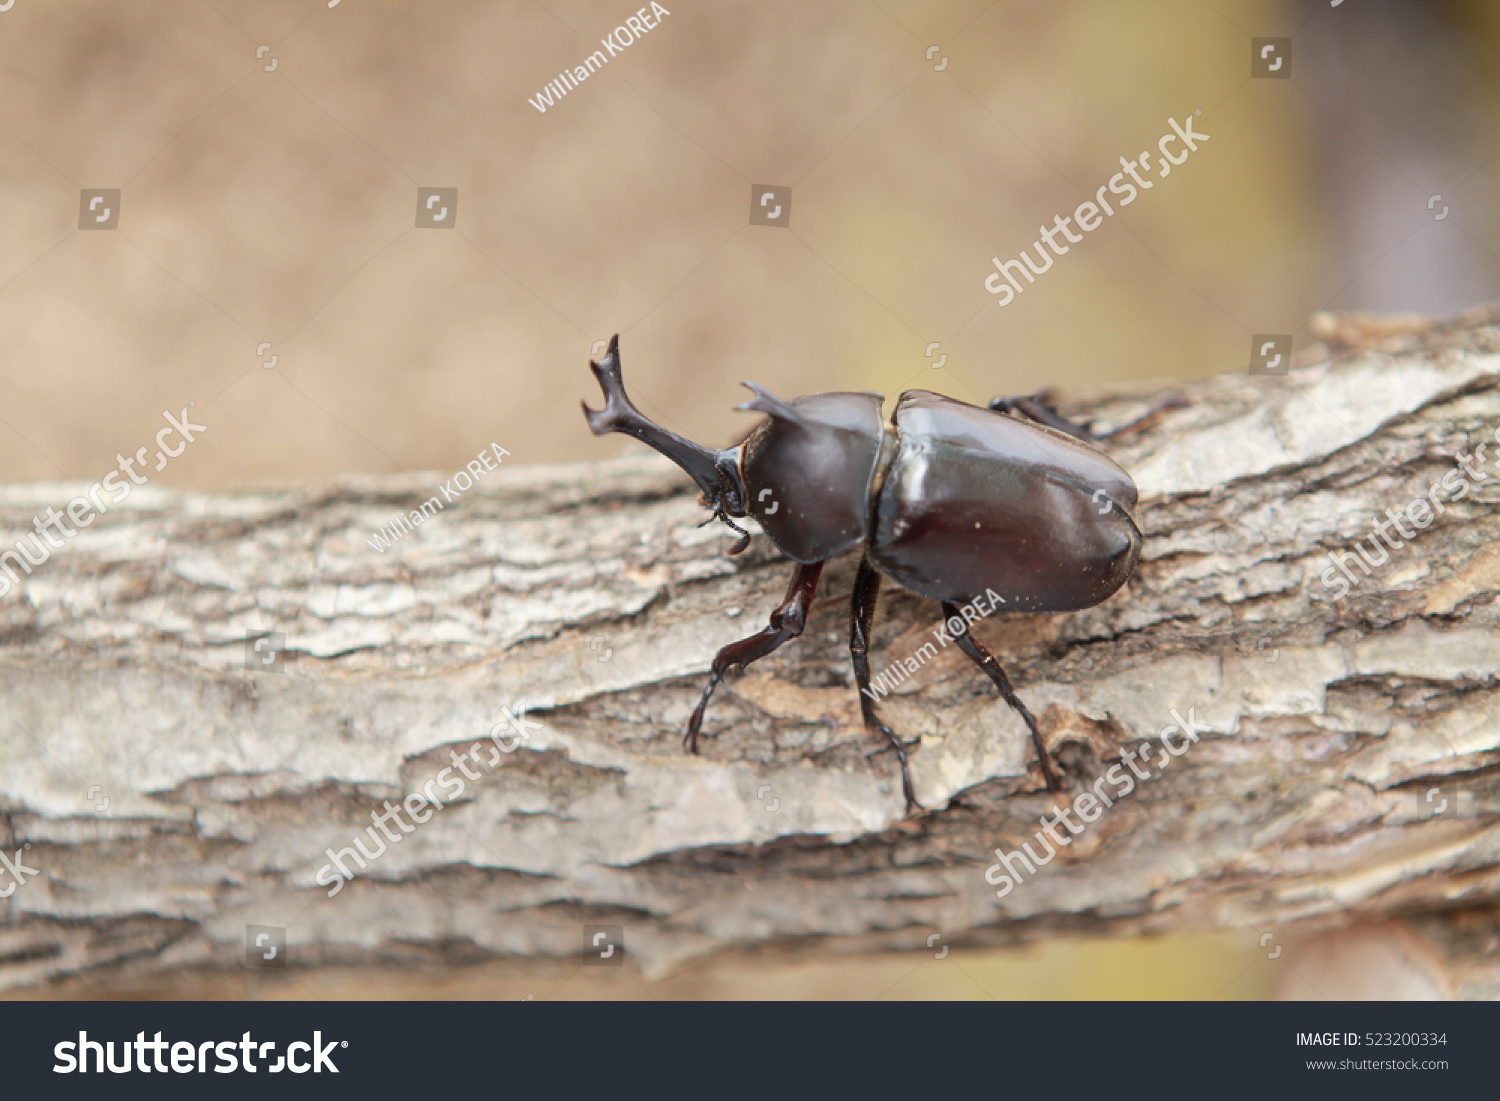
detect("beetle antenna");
top-left (582, 335), bottom-right (744, 512)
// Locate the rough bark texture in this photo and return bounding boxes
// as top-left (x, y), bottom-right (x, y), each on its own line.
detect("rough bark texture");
top-left (5, 307), bottom-right (1500, 992)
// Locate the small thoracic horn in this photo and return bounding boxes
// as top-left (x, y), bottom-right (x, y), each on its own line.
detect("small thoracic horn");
top-left (735, 382), bottom-right (802, 423)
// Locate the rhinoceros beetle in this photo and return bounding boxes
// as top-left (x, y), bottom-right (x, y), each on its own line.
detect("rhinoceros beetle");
top-left (583, 336), bottom-right (1170, 814)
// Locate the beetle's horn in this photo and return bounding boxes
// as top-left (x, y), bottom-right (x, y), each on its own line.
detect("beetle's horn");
top-left (735, 381), bottom-right (803, 422)
top-left (582, 335), bottom-right (736, 503)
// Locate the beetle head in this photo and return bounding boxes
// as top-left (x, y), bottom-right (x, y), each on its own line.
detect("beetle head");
top-left (583, 336), bottom-right (750, 547)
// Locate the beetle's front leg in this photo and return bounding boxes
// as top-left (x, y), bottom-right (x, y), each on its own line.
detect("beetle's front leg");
top-left (684, 560), bottom-right (825, 753)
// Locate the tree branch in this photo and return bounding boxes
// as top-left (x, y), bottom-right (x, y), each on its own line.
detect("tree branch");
top-left (4, 307), bottom-right (1500, 989)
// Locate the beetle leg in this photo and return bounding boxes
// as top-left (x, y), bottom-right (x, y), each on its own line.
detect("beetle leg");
top-left (987, 391), bottom-right (1095, 439)
top-left (940, 602), bottom-right (1062, 792)
top-left (1091, 391), bottom-right (1188, 439)
top-left (684, 560), bottom-right (825, 754)
top-left (988, 390), bottom-right (1186, 442)
top-left (850, 557), bottom-right (922, 815)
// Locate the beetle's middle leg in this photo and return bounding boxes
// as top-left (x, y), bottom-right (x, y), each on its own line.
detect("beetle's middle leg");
top-left (684, 560), bottom-right (825, 754)
top-left (850, 557), bottom-right (921, 815)
top-left (940, 601), bottom-right (1062, 792)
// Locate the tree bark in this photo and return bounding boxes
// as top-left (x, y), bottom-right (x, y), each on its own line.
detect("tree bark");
top-left (4, 306), bottom-right (1500, 991)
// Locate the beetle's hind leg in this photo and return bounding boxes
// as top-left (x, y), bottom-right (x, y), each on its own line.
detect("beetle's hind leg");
top-left (940, 602), bottom-right (1062, 793)
top-left (988, 389), bottom-right (1185, 442)
top-left (850, 557), bottom-right (922, 815)
top-left (685, 560), bottom-right (825, 754)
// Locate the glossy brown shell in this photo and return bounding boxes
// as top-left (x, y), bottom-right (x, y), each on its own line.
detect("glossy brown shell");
top-left (739, 386), bottom-right (1141, 611)
top-left (867, 390), bottom-right (1141, 610)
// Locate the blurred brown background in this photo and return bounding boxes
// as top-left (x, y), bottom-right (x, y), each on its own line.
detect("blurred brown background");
top-left (2, 0), bottom-right (1497, 998)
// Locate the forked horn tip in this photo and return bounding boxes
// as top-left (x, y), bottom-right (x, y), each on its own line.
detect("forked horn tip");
top-left (581, 399), bottom-right (610, 435)
top-left (588, 334), bottom-right (622, 373)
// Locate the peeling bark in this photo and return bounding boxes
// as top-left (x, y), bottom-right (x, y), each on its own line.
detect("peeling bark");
top-left (4, 307), bottom-right (1500, 990)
